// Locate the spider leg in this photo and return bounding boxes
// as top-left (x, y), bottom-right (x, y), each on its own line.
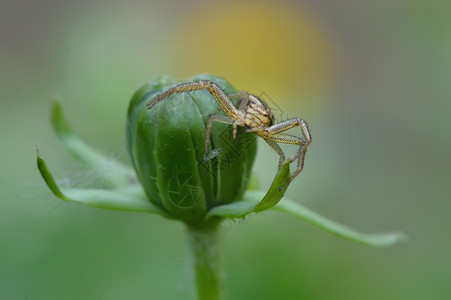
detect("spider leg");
top-left (266, 118), bottom-right (310, 137)
top-left (147, 80), bottom-right (242, 121)
top-left (225, 90), bottom-right (249, 139)
top-left (229, 91), bottom-right (250, 110)
top-left (232, 121), bottom-right (239, 140)
top-left (264, 139), bottom-right (285, 170)
top-left (203, 115), bottom-right (234, 161)
top-left (265, 118), bottom-right (311, 161)
top-left (266, 132), bottom-right (311, 190)
top-left (246, 125), bottom-right (265, 133)
top-left (268, 133), bottom-right (307, 162)
top-left (208, 106), bottom-right (239, 140)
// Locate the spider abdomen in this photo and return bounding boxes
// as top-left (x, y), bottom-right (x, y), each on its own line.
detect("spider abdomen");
top-left (243, 95), bottom-right (275, 128)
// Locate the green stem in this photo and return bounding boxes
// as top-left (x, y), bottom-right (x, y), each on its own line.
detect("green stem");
top-left (186, 219), bottom-right (224, 300)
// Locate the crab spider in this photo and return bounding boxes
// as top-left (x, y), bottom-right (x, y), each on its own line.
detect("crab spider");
top-left (146, 80), bottom-right (312, 190)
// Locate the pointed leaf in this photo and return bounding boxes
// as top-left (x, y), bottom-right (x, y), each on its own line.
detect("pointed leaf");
top-left (253, 162), bottom-right (290, 212)
top-left (205, 162), bottom-right (290, 219)
top-left (36, 147), bottom-right (69, 201)
top-left (272, 197), bottom-right (407, 247)
top-left (37, 149), bottom-right (171, 217)
top-left (50, 98), bottom-right (135, 188)
top-left (62, 187), bottom-right (171, 216)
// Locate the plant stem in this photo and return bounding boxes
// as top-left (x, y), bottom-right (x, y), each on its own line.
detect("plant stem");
top-left (186, 219), bottom-right (224, 300)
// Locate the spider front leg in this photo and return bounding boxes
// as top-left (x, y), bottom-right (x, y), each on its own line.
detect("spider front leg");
top-left (228, 91), bottom-right (250, 139)
top-left (207, 91), bottom-right (248, 140)
top-left (147, 80), bottom-right (241, 122)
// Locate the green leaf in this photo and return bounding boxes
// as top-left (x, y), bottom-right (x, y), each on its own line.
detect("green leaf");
top-left (206, 202), bottom-right (257, 219)
top-left (272, 198), bottom-right (407, 247)
top-left (208, 184), bottom-right (406, 247)
top-left (36, 149), bottom-right (171, 217)
top-left (253, 162), bottom-right (290, 212)
top-left (205, 162), bottom-right (290, 219)
top-left (36, 147), bottom-right (69, 201)
top-left (50, 98), bottom-right (136, 188)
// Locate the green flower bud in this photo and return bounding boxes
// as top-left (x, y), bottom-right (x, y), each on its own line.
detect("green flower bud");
top-left (126, 74), bottom-right (257, 223)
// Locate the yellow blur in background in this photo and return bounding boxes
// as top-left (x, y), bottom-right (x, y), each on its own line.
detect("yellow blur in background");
top-left (1, 0), bottom-right (451, 299)
top-left (171, 1), bottom-right (336, 106)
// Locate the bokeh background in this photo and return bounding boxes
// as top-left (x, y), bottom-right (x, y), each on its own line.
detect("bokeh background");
top-left (1, 0), bottom-right (450, 299)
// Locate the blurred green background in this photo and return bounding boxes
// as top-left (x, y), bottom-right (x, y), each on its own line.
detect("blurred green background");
top-left (1, 0), bottom-right (450, 299)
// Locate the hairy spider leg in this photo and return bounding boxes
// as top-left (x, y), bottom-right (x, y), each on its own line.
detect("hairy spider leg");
top-left (268, 133), bottom-right (307, 190)
top-left (266, 118), bottom-right (311, 161)
top-left (146, 80), bottom-right (240, 120)
top-left (203, 91), bottom-right (251, 159)
top-left (261, 118), bottom-right (312, 190)
top-left (228, 91), bottom-right (251, 139)
top-left (229, 91), bottom-right (250, 111)
top-left (264, 139), bottom-right (285, 170)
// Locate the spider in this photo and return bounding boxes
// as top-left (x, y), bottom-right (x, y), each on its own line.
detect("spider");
top-left (146, 80), bottom-right (312, 190)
